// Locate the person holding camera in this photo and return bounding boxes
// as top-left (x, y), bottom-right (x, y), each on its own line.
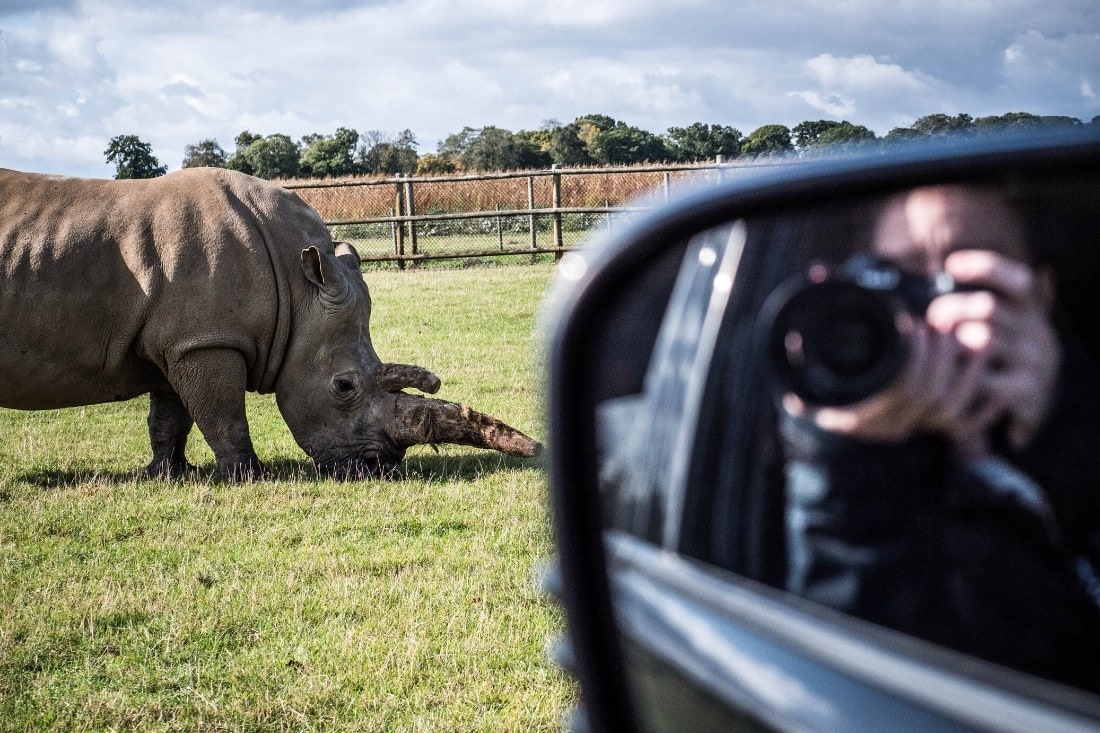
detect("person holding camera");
top-left (778, 184), bottom-right (1100, 691)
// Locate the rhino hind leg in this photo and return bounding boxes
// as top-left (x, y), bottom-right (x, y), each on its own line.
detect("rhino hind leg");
top-left (146, 386), bottom-right (196, 479)
top-left (167, 348), bottom-right (268, 481)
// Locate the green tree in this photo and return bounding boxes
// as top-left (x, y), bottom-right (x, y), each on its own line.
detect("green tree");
top-left (104, 134), bottom-right (167, 179)
top-left (227, 132), bottom-right (301, 179)
top-left (664, 123), bottom-right (742, 162)
top-left (462, 127), bottom-right (518, 171)
top-left (792, 120), bottom-right (842, 149)
top-left (516, 120), bottom-right (556, 154)
top-left (358, 129), bottom-right (419, 175)
top-left (415, 153), bottom-right (457, 175)
top-left (978, 113), bottom-right (1083, 133)
top-left (438, 126), bottom-right (547, 171)
top-left (793, 120), bottom-right (876, 153)
top-left (741, 124), bottom-right (794, 158)
top-left (581, 118), bottom-right (669, 165)
top-left (226, 131), bottom-right (263, 175)
top-left (1036, 115), bottom-right (1083, 128)
top-left (543, 121), bottom-right (593, 166)
top-left (883, 127), bottom-right (927, 144)
top-left (181, 138), bottom-right (228, 168)
top-left (437, 126), bottom-right (477, 167)
top-left (300, 127), bottom-right (362, 178)
top-left (819, 122), bottom-right (876, 149)
top-left (575, 113), bottom-right (618, 134)
top-left (574, 114), bottom-right (618, 159)
top-left (973, 111), bottom-right (1043, 133)
top-left (910, 113), bottom-right (975, 137)
top-left (470, 126), bottom-right (546, 170)
top-left (513, 128), bottom-right (555, 168)
top-left (253, 134), bottom-right (302, 179)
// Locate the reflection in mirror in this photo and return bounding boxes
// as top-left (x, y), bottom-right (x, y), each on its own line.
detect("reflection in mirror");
top-left (596, 223), bottom-right (747, 544)
top-left (765, 175), bottom-right (1100, 693)
top-left (598, 171), bottom-right (1100, 694)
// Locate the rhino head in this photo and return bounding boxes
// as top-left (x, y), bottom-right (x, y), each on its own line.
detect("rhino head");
top-left (274, 242), bottom-right (541, 479)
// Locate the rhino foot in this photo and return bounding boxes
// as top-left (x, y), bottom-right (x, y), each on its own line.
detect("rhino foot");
top-left (145, 457), bottom-right (198, 481)
top-left (219, 457), bottom-right (271, 482)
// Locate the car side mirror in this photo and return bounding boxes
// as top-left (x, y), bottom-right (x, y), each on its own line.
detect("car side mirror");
top-left (542, 129), bottom-right (1100, 732)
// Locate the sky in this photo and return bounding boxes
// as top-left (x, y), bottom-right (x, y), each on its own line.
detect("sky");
top-left (1, 0), bottom-right (1098, 179)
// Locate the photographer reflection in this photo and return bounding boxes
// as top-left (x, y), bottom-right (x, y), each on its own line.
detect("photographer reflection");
top-left (776, 185), bottom-right (1100, 691)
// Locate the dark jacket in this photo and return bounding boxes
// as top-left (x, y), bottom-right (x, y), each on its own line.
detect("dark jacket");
top-left (783, 342), bottom-right (1100, 693)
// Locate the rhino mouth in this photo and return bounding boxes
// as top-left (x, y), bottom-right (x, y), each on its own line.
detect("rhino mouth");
top-left (310, 435), bottom-right (408, 481)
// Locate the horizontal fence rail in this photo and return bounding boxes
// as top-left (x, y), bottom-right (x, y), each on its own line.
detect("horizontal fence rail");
top-left (282, 160), bottom-right (794, 268)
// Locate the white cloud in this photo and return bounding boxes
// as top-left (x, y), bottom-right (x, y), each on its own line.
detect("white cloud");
top-left (804, 54), bottom-right (934, 94)
top-left (1000, 29), bottom-right (1100, 105)
top-left (785, 54), bottom-right (945, 131)
top-left (788, 91), bottom-right (856, 118)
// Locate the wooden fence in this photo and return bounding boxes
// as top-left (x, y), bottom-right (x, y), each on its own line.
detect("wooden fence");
top-left (282, 160), bottom-right (790, 268)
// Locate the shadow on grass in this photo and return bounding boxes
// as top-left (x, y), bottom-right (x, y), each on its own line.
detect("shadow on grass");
top-left (16, 452), bottom-right (545, 488)
top-left (16, 461), bottom-right (308, 489)
top-left (15, 467), bottom-right (137, 489)
top-left (397, 450), bottom-right (546, 482)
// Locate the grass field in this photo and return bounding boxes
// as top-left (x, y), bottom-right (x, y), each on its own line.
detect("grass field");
top-left (0, 264), bottom-right (571, 731)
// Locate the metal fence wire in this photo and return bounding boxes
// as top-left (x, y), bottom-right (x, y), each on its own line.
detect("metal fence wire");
top-left (283, 161), bottom-right (784, 268)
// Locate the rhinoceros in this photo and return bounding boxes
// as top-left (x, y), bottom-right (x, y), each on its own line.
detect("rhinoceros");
top-left (0, 167), bottom-right (540, 479)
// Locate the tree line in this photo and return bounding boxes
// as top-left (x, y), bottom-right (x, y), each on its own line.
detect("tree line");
top-left (104, 111), bottom-right (1100, 180)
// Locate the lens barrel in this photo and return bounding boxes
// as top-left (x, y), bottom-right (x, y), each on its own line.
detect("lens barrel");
top-left (761, 271), bottom-right (909, 406)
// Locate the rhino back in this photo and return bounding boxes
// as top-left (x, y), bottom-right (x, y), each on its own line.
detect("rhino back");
top-left (0, 168), bottom-right (326, 409)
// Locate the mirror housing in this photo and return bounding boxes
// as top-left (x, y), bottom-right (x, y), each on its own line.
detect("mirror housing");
top-left (543, 128), bottom-right (1100, 731)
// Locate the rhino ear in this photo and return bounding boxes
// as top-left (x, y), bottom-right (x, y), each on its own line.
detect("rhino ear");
top-left (302, 246), bottom-right (328, 287)
top-left (334, 241), bottom-right (362, 272)
top-left (301, 246), bottom-right (351, 298)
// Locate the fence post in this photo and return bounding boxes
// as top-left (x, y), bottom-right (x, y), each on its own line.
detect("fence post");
top-left (663, 171), bottom-right (671, 203)
top-left (527, 175), bottom-right (537, 253)
top-left (403, 175), bottom-right (418, 264)
top-left (551, 164), bottom-right (563, 260)
top-left (394, 174), bottom-right (406, 271)
top-left (715, 155), bottom-right (726, 185)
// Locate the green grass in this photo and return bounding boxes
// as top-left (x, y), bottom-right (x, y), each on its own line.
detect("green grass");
top-left (0, 264), bottom-right (571, 732)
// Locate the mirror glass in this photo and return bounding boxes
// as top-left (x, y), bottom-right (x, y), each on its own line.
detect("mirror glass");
top-left (592, 170), bottom-right (1100, 693)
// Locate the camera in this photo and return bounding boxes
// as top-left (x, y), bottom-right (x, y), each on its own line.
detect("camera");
top-left (760, 253), bottom-right (960, 406)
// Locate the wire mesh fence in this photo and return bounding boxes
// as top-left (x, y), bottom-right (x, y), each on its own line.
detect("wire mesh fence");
top-left (283, 161), bottom-right (786, 268)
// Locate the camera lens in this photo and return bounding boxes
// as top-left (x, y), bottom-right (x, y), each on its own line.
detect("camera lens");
top-left (762, 278), bottom-right (907, 406)
top-left (817, 308), bottom-right (890, 376)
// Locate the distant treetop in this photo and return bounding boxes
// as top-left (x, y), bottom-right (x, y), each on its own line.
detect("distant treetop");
top-left (123, 110), bottom-right (1096, 180)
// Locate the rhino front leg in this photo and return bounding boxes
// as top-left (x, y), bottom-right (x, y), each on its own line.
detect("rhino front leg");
top-left (168, 348), bottom-right (267, 481)
top-left (146, 385), bottom-right (196, 479)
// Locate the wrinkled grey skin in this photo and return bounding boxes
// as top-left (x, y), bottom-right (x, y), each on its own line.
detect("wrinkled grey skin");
top-left (0, 167), bottom-right (539, 479)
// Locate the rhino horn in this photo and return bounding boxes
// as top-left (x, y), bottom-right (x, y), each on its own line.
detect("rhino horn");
top-left (374, 363), bottom-right (441, 394)
top-left (389, 392), bottom-right (542, 458)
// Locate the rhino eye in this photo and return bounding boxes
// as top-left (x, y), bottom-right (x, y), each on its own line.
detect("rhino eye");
top-left (331, 373), bottom-right (361, 398)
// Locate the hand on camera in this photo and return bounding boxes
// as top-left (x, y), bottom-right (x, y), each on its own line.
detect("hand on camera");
top-left (784, 250), bottom-right (1060, 458)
